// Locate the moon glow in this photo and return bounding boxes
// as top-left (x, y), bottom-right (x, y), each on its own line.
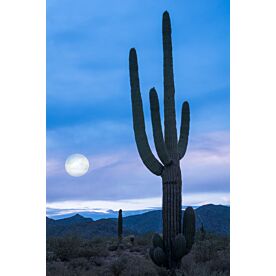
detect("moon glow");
top-left (65, 154), bottom-right (89, 177)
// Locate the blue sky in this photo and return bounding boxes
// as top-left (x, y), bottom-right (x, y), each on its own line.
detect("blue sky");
top-left (47, 0), bottom-right (229, 217)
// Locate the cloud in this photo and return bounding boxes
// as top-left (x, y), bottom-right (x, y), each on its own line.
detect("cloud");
top-left (46, 192), bottom-right (229, 217)
top-left (47, 130), bottom-right (229, 203)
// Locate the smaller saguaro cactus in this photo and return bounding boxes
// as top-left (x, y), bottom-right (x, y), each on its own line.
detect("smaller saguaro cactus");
top-left (200, 223), bottom-right (206, 241)
top-left (118, 209), bottom-right (123, 243)
top-left (149, 207), bottom-right (196, 267)
top-left (197, 214), bottom-right (206, 241)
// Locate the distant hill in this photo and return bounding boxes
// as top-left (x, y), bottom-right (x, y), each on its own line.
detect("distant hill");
top-left (195, 204), bottom-right (230, 235)
top-left (123, 204), bottom-right (230, 235)
top-left (47, 214), bottom-right (135, 239)
top-left (46, 204), bottom-right (229, 238)
top-left (124, 210), bottom-right (163, 234)
top-left (47, 209), bottom-right (159, 220)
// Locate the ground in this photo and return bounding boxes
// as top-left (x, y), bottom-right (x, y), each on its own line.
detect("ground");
top-left (46, 232), bottom-right (229, 276)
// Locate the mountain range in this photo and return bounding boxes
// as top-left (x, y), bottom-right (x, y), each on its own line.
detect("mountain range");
top-left (46, 204), bottom-right (230, 239)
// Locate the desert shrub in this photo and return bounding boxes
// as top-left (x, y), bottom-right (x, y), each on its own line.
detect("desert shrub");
top-left (49, 236), bottom-right (80, 261)
top-left (181, 252), bottom-right (194, 274)
top-left (122, 263), bottom-right (157, 276)
top-left (46, 251), bottom-right (56, 262)
top-left (193, 240), bottom-right (218, 263)
top-left (186, 264), bottom-right (211, 276)
top-left (108, 244), bottom-right (119, 251)
top-left (129, 235), bottom-right (135, 244)
top-left (108, 253), bottom-right (157, 275)
top-left (209, 249), bottom-right (230, 273)
top-left (180, 234), bottom-right (230, 276)
top-left (109, 256), bottom-right (127, 276)
top-left (90, 256), bottom-right (104, 267)
top-left (135, 233), bottom-right (153, 246)
top-left (129, 247), bottom-right (143, 253)
top-left (194, 235), bottom-right (230, 269)
top-left (90, 236), bottom-right (106, 244)
top-left (79, 243), bottom-right (109, 258)
top-left (49, 236), bottom-right (110, 260)
top-left (155, 267), bottom-right (169, 276)
top-left (46, 262), bottom-right (66, 276)
top-left (68, 257), bottom-right (90, 270)
top-left (120, 253), bottom-right (157, 276)
top-left (78, 247), bottom-right (96, 258)
top-left (47, 261), bottom-right (96, 276)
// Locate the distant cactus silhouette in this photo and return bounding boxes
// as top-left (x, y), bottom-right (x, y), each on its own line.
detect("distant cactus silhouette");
top-left (118, 209), bottom-right (122, 243)
top-left (200, 222), bottom-right (206, 241)
top-left (129, 11), bottom-right (195, 269)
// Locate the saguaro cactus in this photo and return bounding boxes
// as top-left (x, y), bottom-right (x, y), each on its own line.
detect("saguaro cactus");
top-left (118, 209), bottom-right (123, 243)
top-left (200, 222), bottom-right (206, 241)
top-left (129, 11), bottom-right (195, 269)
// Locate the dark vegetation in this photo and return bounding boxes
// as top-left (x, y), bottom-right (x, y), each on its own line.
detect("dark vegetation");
top-left (47, 205), bottom-right (229, 275)
top-left (46, 231), bottom-right (229, 276)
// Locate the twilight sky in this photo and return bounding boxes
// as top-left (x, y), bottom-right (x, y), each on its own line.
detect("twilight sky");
top-left (47, 0), bottom-right (230, 217)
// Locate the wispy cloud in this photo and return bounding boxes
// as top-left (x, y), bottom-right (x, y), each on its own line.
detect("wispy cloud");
top-left (46, 192), bottom-right (229, 217)
top-left (47, 130), bottom-right (229, 203)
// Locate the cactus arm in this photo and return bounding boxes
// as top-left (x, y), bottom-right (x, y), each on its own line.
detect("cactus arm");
top-left (149, 88), bottom-right (172, 166)
top-left (182, 207), bottom-right (195, 252)
top-left (178, 101), bottom-right (190, 160)
top-left (129, 48), bottom-right (164, 176)
top-left (162, 11), bottom-right (178, 157)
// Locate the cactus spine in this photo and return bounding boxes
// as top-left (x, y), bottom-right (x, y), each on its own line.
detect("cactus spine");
top-left (118, 209), bottom-right (122, 243)
top-left (129, 11), bottom-right (195, 269)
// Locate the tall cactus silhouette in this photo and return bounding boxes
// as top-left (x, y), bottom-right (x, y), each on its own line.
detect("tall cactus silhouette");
top-left (129, 11), bottom-right (195, 269)
top-left (118, 209), bottom-right (123, 243)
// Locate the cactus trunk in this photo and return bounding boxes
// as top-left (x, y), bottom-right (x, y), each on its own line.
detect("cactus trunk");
top-left (162, 165), bottom-right (182, 268)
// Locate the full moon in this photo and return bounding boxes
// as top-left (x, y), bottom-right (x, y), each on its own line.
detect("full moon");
top-left (65, 154), bottom-right (89, 177)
